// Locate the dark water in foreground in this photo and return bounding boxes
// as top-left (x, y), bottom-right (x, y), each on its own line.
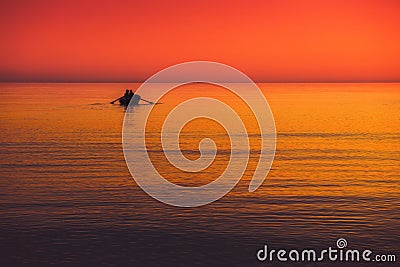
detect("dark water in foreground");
top-left (0, 83), bottom-right (399, 266)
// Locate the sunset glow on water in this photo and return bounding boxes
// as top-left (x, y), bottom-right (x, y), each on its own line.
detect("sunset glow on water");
top-left (0, 83), bottom-right (398, 266)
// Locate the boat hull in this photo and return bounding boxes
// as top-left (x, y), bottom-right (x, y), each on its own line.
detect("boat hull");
top-left (119, 95), bottom-right (141, 106)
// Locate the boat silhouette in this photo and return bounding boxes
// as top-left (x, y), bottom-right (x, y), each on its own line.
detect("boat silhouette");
top-left (110, 90), bottom-right (155, 106)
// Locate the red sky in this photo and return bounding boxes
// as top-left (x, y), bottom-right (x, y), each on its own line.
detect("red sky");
top-left (0, 0), bottom-right (399, 82)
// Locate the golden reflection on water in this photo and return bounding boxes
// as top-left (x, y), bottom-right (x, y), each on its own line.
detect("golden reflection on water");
top-left (138, 83), bottom-right (400, 200)
top-left (144, 83), bottom-right (262, 187)
top-left (0, 82), bottom-right (399, 264)
top-left (0, 83), bottom-right (399, 200)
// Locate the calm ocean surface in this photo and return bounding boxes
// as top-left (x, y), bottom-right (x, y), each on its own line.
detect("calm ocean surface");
top-left (0, 83), bottom-right (399, 266)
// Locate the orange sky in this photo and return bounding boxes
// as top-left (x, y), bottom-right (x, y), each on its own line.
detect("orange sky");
top-left (0, 0), bottom-right (399, 82)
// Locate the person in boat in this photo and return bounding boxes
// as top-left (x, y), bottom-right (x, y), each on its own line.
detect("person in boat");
top-left (124, 89), bottom-right (130, 98)
top-left (112, 89), bottom-right (146, 105)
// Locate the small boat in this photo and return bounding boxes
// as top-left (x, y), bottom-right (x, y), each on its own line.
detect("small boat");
top-left (119, 94), bottom-right (141, 106)
top-left (111, 90), bottom-right (155, 106)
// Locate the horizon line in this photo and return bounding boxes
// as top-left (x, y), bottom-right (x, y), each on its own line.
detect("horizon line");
top-left (0, 80), bottom-right (399, 84)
